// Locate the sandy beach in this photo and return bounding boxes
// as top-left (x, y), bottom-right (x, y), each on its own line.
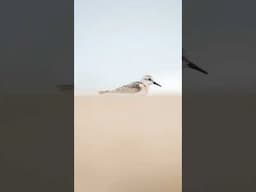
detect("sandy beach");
top-left (75, 95), bottom-right (181, 192)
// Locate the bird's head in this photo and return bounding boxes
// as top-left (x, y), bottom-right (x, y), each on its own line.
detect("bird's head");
top-left (141, 75), bottom-right (162, 87)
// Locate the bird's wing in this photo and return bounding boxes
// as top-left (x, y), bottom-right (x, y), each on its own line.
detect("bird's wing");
top-left (114, 81), bottom-right (142, 93)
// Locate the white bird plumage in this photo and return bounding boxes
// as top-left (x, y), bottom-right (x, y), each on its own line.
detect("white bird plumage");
top-left (98, 75), bottom-right (161, 95)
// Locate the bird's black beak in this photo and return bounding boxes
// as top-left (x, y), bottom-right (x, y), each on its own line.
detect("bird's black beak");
top-left (153, 81), bottom-right (162, 87)
top-left (187, 62), bottom-right (208, 75)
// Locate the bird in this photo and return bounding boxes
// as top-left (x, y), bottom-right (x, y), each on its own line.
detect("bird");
top-left (56, 84), bottom-right (73, 92)
top-left (182, 49), bottom-right (208, 75)
top-left (98, 75), bottom-right (162, 95)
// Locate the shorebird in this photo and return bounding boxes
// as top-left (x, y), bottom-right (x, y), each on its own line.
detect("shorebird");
top-left (182, 50), bottom-right (208, 75)
top-left (56, 84), bottom-right (73, 92)
top-left (98, 75), bottom-right (161, 95)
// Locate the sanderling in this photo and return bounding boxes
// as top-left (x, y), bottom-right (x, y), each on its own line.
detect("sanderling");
top-left (56, 84), bottom-right (73, 91)
top-left (182, 50), bottom-right (208, 75)
top-left (98, 75), bottom-right (161, 95)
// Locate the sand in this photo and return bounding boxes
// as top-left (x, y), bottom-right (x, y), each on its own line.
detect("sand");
top-left (75, 95), bottom-right (182, 192)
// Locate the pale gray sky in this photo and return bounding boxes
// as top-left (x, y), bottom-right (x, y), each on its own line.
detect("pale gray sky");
top-left (75, 0), bottom-right (181, 95)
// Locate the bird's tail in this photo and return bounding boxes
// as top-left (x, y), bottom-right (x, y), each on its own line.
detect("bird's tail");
top-left (98, 90), bottom-right (110, 94)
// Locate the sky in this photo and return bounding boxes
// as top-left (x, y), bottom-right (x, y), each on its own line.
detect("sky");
top-left (75, 0), bottom-right (182, 95)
